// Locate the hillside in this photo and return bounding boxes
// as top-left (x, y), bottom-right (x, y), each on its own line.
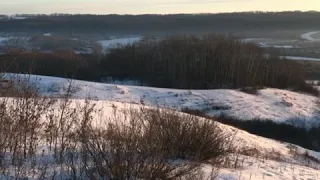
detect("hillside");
top-left (0, 92), bottom-right (319, 179)
top-left (9, 74), bottom-right (319, 128)
top-left (50, 100), bottom-right (320, 179)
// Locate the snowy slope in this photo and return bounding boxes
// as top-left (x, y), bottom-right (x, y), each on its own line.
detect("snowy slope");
top-left (50, 99), bottom-right (320, 179)
top-left (2, 74), bottom-right (320, 179)
top-left (214, 156), bottom-right (320, 180)
top-left (8, 74), bottom-right (319, 128)
top-left (301, 31), bottom-right (320, 41)
top-left (0, 97), bottom-right (318, 179)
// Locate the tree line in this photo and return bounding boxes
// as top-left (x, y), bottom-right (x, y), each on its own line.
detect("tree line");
top-left (100, 34), bottom-right (318, 95)
top-left (0, 34), bottom-right (318, 95)
top-left (182, 108), bottom-right (320, 152)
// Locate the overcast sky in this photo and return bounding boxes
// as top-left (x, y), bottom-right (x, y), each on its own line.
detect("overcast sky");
top-left (0, 0), bottom-right (319, 15)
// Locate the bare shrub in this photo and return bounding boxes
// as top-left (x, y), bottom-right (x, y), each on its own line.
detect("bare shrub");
top-left (239, 147), bottom-right (261, 158)
top-left (240, 87), bottom-right (259, 95)
top-left (0, 75), bottom-right (55, 178)
top-left (138, 108), bottom-right (233, 163)
top-left (81, 112), bottom-right (195, 179)
top-left (181, 108), bottom-right (209, 117)
top-left (9, 83), bottom-right (54, 160)
top-left (302, 151), bottom-right (320, 164)
top-left (80, 107), bottom-right (232, 179)
top-left (44, 79), bottom-right (87, 165)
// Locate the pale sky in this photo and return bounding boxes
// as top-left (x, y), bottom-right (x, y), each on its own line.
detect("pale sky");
top-left (0, 0), bottom-right (319, 15)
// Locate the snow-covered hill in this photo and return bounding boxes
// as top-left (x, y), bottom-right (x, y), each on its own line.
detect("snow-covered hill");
top-left (9, 74), bottom-right (319, 128)
top-left (51, 99), bottom-right (320, 180)
top-left (2, 74), bottom-right (320, 179)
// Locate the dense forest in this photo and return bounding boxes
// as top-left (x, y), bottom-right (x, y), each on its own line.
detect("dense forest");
top-left (0, 51), bottom-right (98, 81)
top-left (0, 34), bottom-right (318, 96)
top-left (0, 11), bottom-right (320, 35)
top-left (100, 35), bottom-right (317, 94)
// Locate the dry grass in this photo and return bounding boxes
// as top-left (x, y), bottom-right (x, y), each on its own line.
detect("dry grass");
top-left (0, 76), bottom-right (233, 179)
top-left (80, 107), bottom-right (233, 179)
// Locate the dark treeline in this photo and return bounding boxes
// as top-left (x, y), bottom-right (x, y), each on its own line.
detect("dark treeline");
top-left (0, 51), bottom-right (100, 81)
top-left (218, 117), bottom-right (320, 152)
top-left (0, 34), bottom-right (318, 95)
top-left (1, 11), bottom-right (320, 34)
top-left (182, 109), bottom-right (320, 152)
top-left (100, 35), bottom-right (317, 95)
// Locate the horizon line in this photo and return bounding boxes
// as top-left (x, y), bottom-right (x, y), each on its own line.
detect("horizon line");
top-left (1, 10), bottom-right (319, 16)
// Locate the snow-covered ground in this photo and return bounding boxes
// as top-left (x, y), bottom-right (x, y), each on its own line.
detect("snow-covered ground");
top-left (268, 45), bottom-right (295, 49)
top-left (241, 38), bottom-right (299, 49)
top-left (281, 56), bottom-right (320, 61)
top-left (0, 97), bottom-right (319, 179)
top-left (49, 100), bottom-right (320, 179)
top-left (9, 16), bottom-right (28, 20)
top-left (0, 36), bottom-right (8, 45)
top-left (300, 31), bottom-right (320, 41)
top-left (259, 43), bottom-right (297, 49)
top-left (7, 74), bottom-right (320, 128)
top-left (1, 73), bottom-right (320, 179)
top-left (97, 36), bottom-right (142, 52)
top-left (214, 155), bottom-right (320, 180)
top-left (242, 34), bottom-right (320, 62)
top-left (43, 32), bottom-right (51, 37)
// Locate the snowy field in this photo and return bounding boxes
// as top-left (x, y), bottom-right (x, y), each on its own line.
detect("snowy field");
top-left (1, 73), bottom-right (320, 179)
top-left (241, 32), bottom-right (320, 63)
top-left (259, 43), bottom-right (297, 49)
top-left (0, 37), bottom-right (8, 45)
top-left (241, 38), bottom-right (299, 49)
top-left (97, 36), bottom-right (141, 52)
top-left (300, 31), bottom-right (320, 41)
top-left (10, 16), bottom-right (28, 20)
top-left (281, 56), bottom-right (320, 61)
